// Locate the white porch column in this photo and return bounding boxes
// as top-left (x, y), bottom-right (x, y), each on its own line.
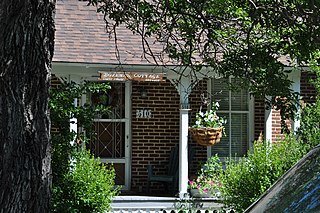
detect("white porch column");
top-left (179, 108), bottom-right (190, 198)
top-left (70, 98), bottom-right (78, 145)
top-left (66, 75), bottom-right (81, 145)
top-left (169, 70), bottom-right (199, 198)
top-left (265, 96), bottom-right (273, 142)
top-left (176, 76), bottom-right (192, 199)
top-left (290, 71), bottom-right (301, 133)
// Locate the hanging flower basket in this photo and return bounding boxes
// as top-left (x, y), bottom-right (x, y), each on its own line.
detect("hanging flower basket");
top-left (189, 127), bottom-right (223, 146)
top-left (190, 101), bottom-right (226, 146)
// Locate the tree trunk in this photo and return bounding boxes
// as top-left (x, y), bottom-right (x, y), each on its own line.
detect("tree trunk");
top-left (0, 0), bottom-right (55, 212)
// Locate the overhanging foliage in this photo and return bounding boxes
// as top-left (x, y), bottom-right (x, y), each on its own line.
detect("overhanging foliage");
top-left (88, 0), bottom-right (320, 129)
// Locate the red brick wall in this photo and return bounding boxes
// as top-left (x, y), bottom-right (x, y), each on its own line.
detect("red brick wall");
top-left (301, 71), bottom-right (316, 104)
top-left (271, 109), bottom-right (292, 142)
top-left (254, 98), bottom-right (265, 141)
top-left (131, 80), bottom-right (180, 193)
top-left (271, 71), bottom-right (316, 142)
top-left (51, 74), bottom-right (62, 88)
top-left (272, 109), bottom-right (282, 141)
top-left (253, 71), bottom-right (317, 143)
top-left (130, 79), bottom-right (207, 193)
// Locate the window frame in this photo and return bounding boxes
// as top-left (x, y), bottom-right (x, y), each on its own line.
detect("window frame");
top-left (207, 77), bottom-right (255, 158)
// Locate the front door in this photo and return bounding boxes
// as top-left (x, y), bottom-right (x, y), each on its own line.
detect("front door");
top-left (89, 81), bottom-right (131, 190)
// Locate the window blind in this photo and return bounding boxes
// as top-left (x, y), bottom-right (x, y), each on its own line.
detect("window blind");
top-left (211, 78), bottom-right (249, 157)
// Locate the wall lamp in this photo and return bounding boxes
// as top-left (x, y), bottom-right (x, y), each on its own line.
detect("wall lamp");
top-left (138, 87), bottom-right (147, 98)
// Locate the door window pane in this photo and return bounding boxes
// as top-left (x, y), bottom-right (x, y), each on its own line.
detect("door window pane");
top-left (113, 163), bottom-right (125, 185)
top-left (89, 122), bottom-right (125, 158)
top-left (91, 82), bottom-right (125, 119)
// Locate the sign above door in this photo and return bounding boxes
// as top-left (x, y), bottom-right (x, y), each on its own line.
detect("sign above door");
top-left (98, 71), bottom-right (165, 82)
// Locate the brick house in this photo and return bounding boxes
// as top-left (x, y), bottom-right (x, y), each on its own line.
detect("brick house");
top-left (52, 0), bottom-right (316, 196)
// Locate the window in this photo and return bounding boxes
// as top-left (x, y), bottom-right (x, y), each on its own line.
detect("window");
top-left (210, 77), bottom-right (252, 158)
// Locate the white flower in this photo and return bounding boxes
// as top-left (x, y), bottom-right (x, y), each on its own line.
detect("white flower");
top-left (192, 101), bottom-right (226, 129)
top-left (199, 111), bottom-right (204, 117)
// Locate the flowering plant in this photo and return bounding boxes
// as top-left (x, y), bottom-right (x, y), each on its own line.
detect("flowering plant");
top-left (188, 155), bottom-right (222, 196)
top-left (188, 177), bottom-right (221, 194)
top-left (192, 102), bottom-right (226, 129)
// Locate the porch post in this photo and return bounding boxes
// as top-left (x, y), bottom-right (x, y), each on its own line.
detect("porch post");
top-left (179, 107), bottom-right (190, 198)
top-left (67, 75), bottom-right (81, 145)
top-left (265, 96), bottom-right (272, 142)
top-left (290, 71), bottom-right (301, 133)
top-left (169, 71), bottom-right (194, 198)
top-left (177, 76), bottom-right (192, 199)
top-left (70, 98), bottom-right (78, 145)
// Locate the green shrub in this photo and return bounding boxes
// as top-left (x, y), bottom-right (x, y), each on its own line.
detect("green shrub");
top-left (299, 102), bottom-right (320, 150)
top-left (218, 136), bottom-right (308, 212)
top-left (50, 80), bottom-right (119, 212)
top-left (52, 149), bottom-right (119, 213)
top-left (298, 51), bottom-right (320, 150)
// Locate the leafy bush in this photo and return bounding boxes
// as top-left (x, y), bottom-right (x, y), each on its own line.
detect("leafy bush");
top-left (50, 80), bottom-right (119, 212)
top-left (299, 102), bottom-right (320, 150)
top-left (298, 50), bottom-right (320, 150)
top-left (52, 149), bottom-right (119, 213)
top-left (50, 80), bottom-right (111, 186)
top-left (218, 137), bottom-right (308, 212)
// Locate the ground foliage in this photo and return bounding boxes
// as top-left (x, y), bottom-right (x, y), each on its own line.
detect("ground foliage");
top-left (298, 50), bottom-right (320, 149)
top-left (50, 80), bottom-right (110, 192)
top-left (52, 148), bottom-right (119, 213)
top-left (88, 0), bottom-right (320, 130)
top-left (218, 137), bottom-right (308, 212)
top-left (50, 80), bottom-right (119, 212)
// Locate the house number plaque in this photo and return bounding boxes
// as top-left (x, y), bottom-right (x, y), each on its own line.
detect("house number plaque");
top-left (136, 109), bottom-right (152, 118)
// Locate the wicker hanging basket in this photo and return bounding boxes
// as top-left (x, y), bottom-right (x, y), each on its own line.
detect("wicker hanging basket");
top-left (189, 127), bottom-right (223, 146)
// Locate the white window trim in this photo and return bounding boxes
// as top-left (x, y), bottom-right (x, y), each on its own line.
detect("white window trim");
top-left (207, 78), bottom-right (255, 158)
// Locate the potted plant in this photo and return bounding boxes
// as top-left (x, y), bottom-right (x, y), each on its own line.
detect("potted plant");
top-left (188, 155), bottom-right (222, 198)
top-left (188, 178), bottom-right (221, 198)
top-left (189, 102), bottom-right (226, 146)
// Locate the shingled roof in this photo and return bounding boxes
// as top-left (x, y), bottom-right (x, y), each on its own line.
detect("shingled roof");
top-left (53, 0), bottom-right (293, 67)
top-left (53, 0), bottom-right (161, 65)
